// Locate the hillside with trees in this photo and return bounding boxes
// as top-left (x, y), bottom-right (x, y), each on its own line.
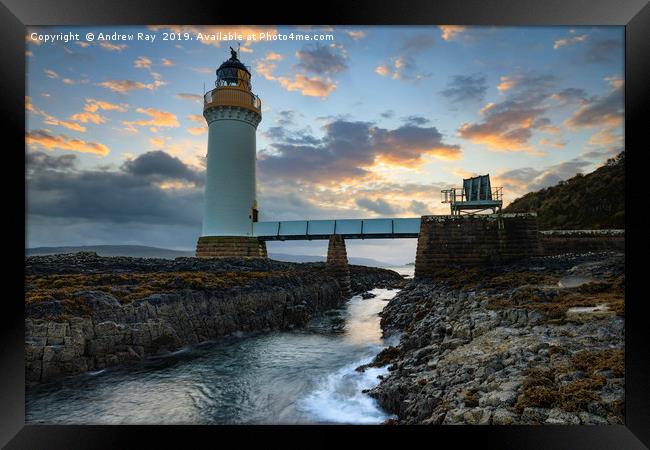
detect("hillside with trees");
top-left (504, 152), bottom-right (624, 230)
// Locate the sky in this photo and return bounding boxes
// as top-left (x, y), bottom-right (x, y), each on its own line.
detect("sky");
top-left (25, 25), bottom-right (624, 264)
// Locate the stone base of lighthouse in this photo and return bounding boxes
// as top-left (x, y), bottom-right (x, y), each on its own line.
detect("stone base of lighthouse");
top-left (195, 236), bottom-right (267, 258)
top-left (326, 235), bottom-right (352, 298)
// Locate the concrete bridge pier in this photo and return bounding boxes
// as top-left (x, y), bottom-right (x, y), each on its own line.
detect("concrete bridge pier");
top-left (327, 235), bottom-right (352, 298)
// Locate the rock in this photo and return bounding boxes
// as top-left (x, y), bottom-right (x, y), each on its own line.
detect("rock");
top-left (578, 412), bottom-right (609, 425)
top-left (478, 409), bottom-right (493, 425)
top-left (545, 408), bottom-right (581, 425)
top-left (361, 292), bottom-right (376, 299)
top-left (479, 390), bottom-right (518, 407)
top-left (521, 407), bottom-right (550, 424)
top-left (368, 253), bottom-right (624, 425)
top-left (443, 408), bottom-right (467, 424)
top-left (463, 408), bottom-right (484, 424)
top-left (492, 409), bottom-right (518, 425)
top-left (25, 254), bottom-right (404, 383)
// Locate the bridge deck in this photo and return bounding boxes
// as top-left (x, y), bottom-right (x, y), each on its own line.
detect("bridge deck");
top-left (253, 218), bottom-right (421, 241)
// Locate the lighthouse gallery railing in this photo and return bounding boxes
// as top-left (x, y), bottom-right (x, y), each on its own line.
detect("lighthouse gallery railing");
top-left (204, 87), bottom-right (262, 113)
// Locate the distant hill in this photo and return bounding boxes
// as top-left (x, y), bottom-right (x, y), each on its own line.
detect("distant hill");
top-left (504, 152), bottom-right (624, 230)
top-left (268, 252), bottom-right (392, 267)
top-left (26, 245), bottom-right (392, 267)
top-left (26, 245), bottom-right (195, 259)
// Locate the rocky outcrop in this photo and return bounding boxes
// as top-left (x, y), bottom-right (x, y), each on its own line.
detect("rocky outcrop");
top-left (25, 252), bottom-right (403, 385)
top-left (364, 252), bottom-right (624, 425)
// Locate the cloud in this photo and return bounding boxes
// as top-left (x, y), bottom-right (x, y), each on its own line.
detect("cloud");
top-left (564, 82), bottom-right (623, 129)
top-left (375, 33), bottom-right (434, 81)
top-left (176, 93), bottom-right (203, 104)
top-left (44, 69), bottom-right (59, 79)
top-left (458, 73), bottom-right (557, 153)
top-left (259, 119), bottom-right (461, 184)
top-left (539, 137), bottom-right (566, 148)
top-left (27, 150), bottom-right (204, 231)
top-left (191, 67), bottom-right (213, 74)
top-left (69, 112), bottom-right (104, 125)
top-left (68, 98), bottom-right (128, 125)
top-left (551, 87), bottom-right (588, 105)
top-left (277, 74), bottom-right (337, 97)
top-left (85, 98), bottom-right (128, 112)
top-left (409, 200), bottom-right (429, 214)
top-left (26, 96), bottom-right (87, 132)
top-left (497, 75), bottom-right (517, 92)
top-left (403, 116), bottom-right (430, 126)
top-left (439, 26), bottom-right (465, 41)
top-left (99, 42), bottom-right (127, 52)
top-left (296, 43), bottom-right (347, 75)
top-left (346, 30), bottom-right (366, 40)
top-left (26, 150), bottom-right (77, 172)
top-left (497, 158), bottom-right (593, 196)
top-left (257, 52), bottom-right (337, 98)
top-left (122, 108), bottom-right (180, 131)
top-left (26, 129), bottom-right (110, 156)
top-left (375, 57), bottom-right (430, 81)
top-left (150, 137), bottom-right (167, 148)
top-left (186, 114), bottom-right (207, 135)
top-left (275, 110), bottom-right (296, 126)
top-left (187, 114), bottom-right (204, 124)
top-left (400, 34), bottom-right (436, 52)
top-left (585, 38), bottom-right (621, 63)
top-left (355, 197), bottom-right (401, 215)
top-left (553, 34), bottom-right (588, 49)
top-left (122, 150), bottom-right (202, 184)
top-left (441, 73), bottom-right (487, 103)
top-left (161, 58), bottom-right (175, 66)
top-left (42, 116), bottom-right (86, 132)
top-left (564, 80), bottom-right (623, 154)
top-left (134, 56), bottom-right (152, 69)
top-left (97, 75), bottom-right (165, 93)
top-left (265, 52), bottom-right (284, 61)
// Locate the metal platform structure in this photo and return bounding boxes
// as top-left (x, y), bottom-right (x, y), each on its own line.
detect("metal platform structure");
top-left (441, 174), bottom-right (503, 215)
top-left (253, 218), bottom-right (421, 241)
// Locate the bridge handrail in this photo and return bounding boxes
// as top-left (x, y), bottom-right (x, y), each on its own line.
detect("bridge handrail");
top-left (253, 218), bottom-right (421, 240)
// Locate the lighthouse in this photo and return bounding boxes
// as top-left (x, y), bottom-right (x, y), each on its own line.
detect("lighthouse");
top-left (196, 48), bottom-right (267, 258)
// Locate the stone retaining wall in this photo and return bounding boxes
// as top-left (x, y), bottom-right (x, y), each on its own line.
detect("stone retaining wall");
top-left (539, 230), bottom-right (624, 255)
top-left (415, 213), bottom-right (540, 279)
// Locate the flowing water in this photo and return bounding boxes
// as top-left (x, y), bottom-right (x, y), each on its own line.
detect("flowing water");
top-left (26, 266), bottom-right (413, 425)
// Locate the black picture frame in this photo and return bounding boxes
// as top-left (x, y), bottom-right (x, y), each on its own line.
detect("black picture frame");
top-left (2, 0), bottom-right (648, 448)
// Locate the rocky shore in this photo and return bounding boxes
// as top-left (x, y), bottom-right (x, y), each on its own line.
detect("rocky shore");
top-left (362, 251), bottom-right (624, 425)
top-left (25, 252), bottom-right (404, 385)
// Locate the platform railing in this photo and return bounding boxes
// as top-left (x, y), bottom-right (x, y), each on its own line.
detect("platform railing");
top-left (441, 187), bottom-right (503, 203)
top-left (203, 87), bottom-right (261, 113)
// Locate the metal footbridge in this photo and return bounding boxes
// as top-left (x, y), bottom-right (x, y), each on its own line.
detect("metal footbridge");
top-left (253, 218), bottom-right (421, 241)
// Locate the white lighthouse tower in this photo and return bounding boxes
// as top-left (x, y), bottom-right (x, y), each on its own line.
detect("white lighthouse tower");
top-left (196, 48), bottom-right (267, 258)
